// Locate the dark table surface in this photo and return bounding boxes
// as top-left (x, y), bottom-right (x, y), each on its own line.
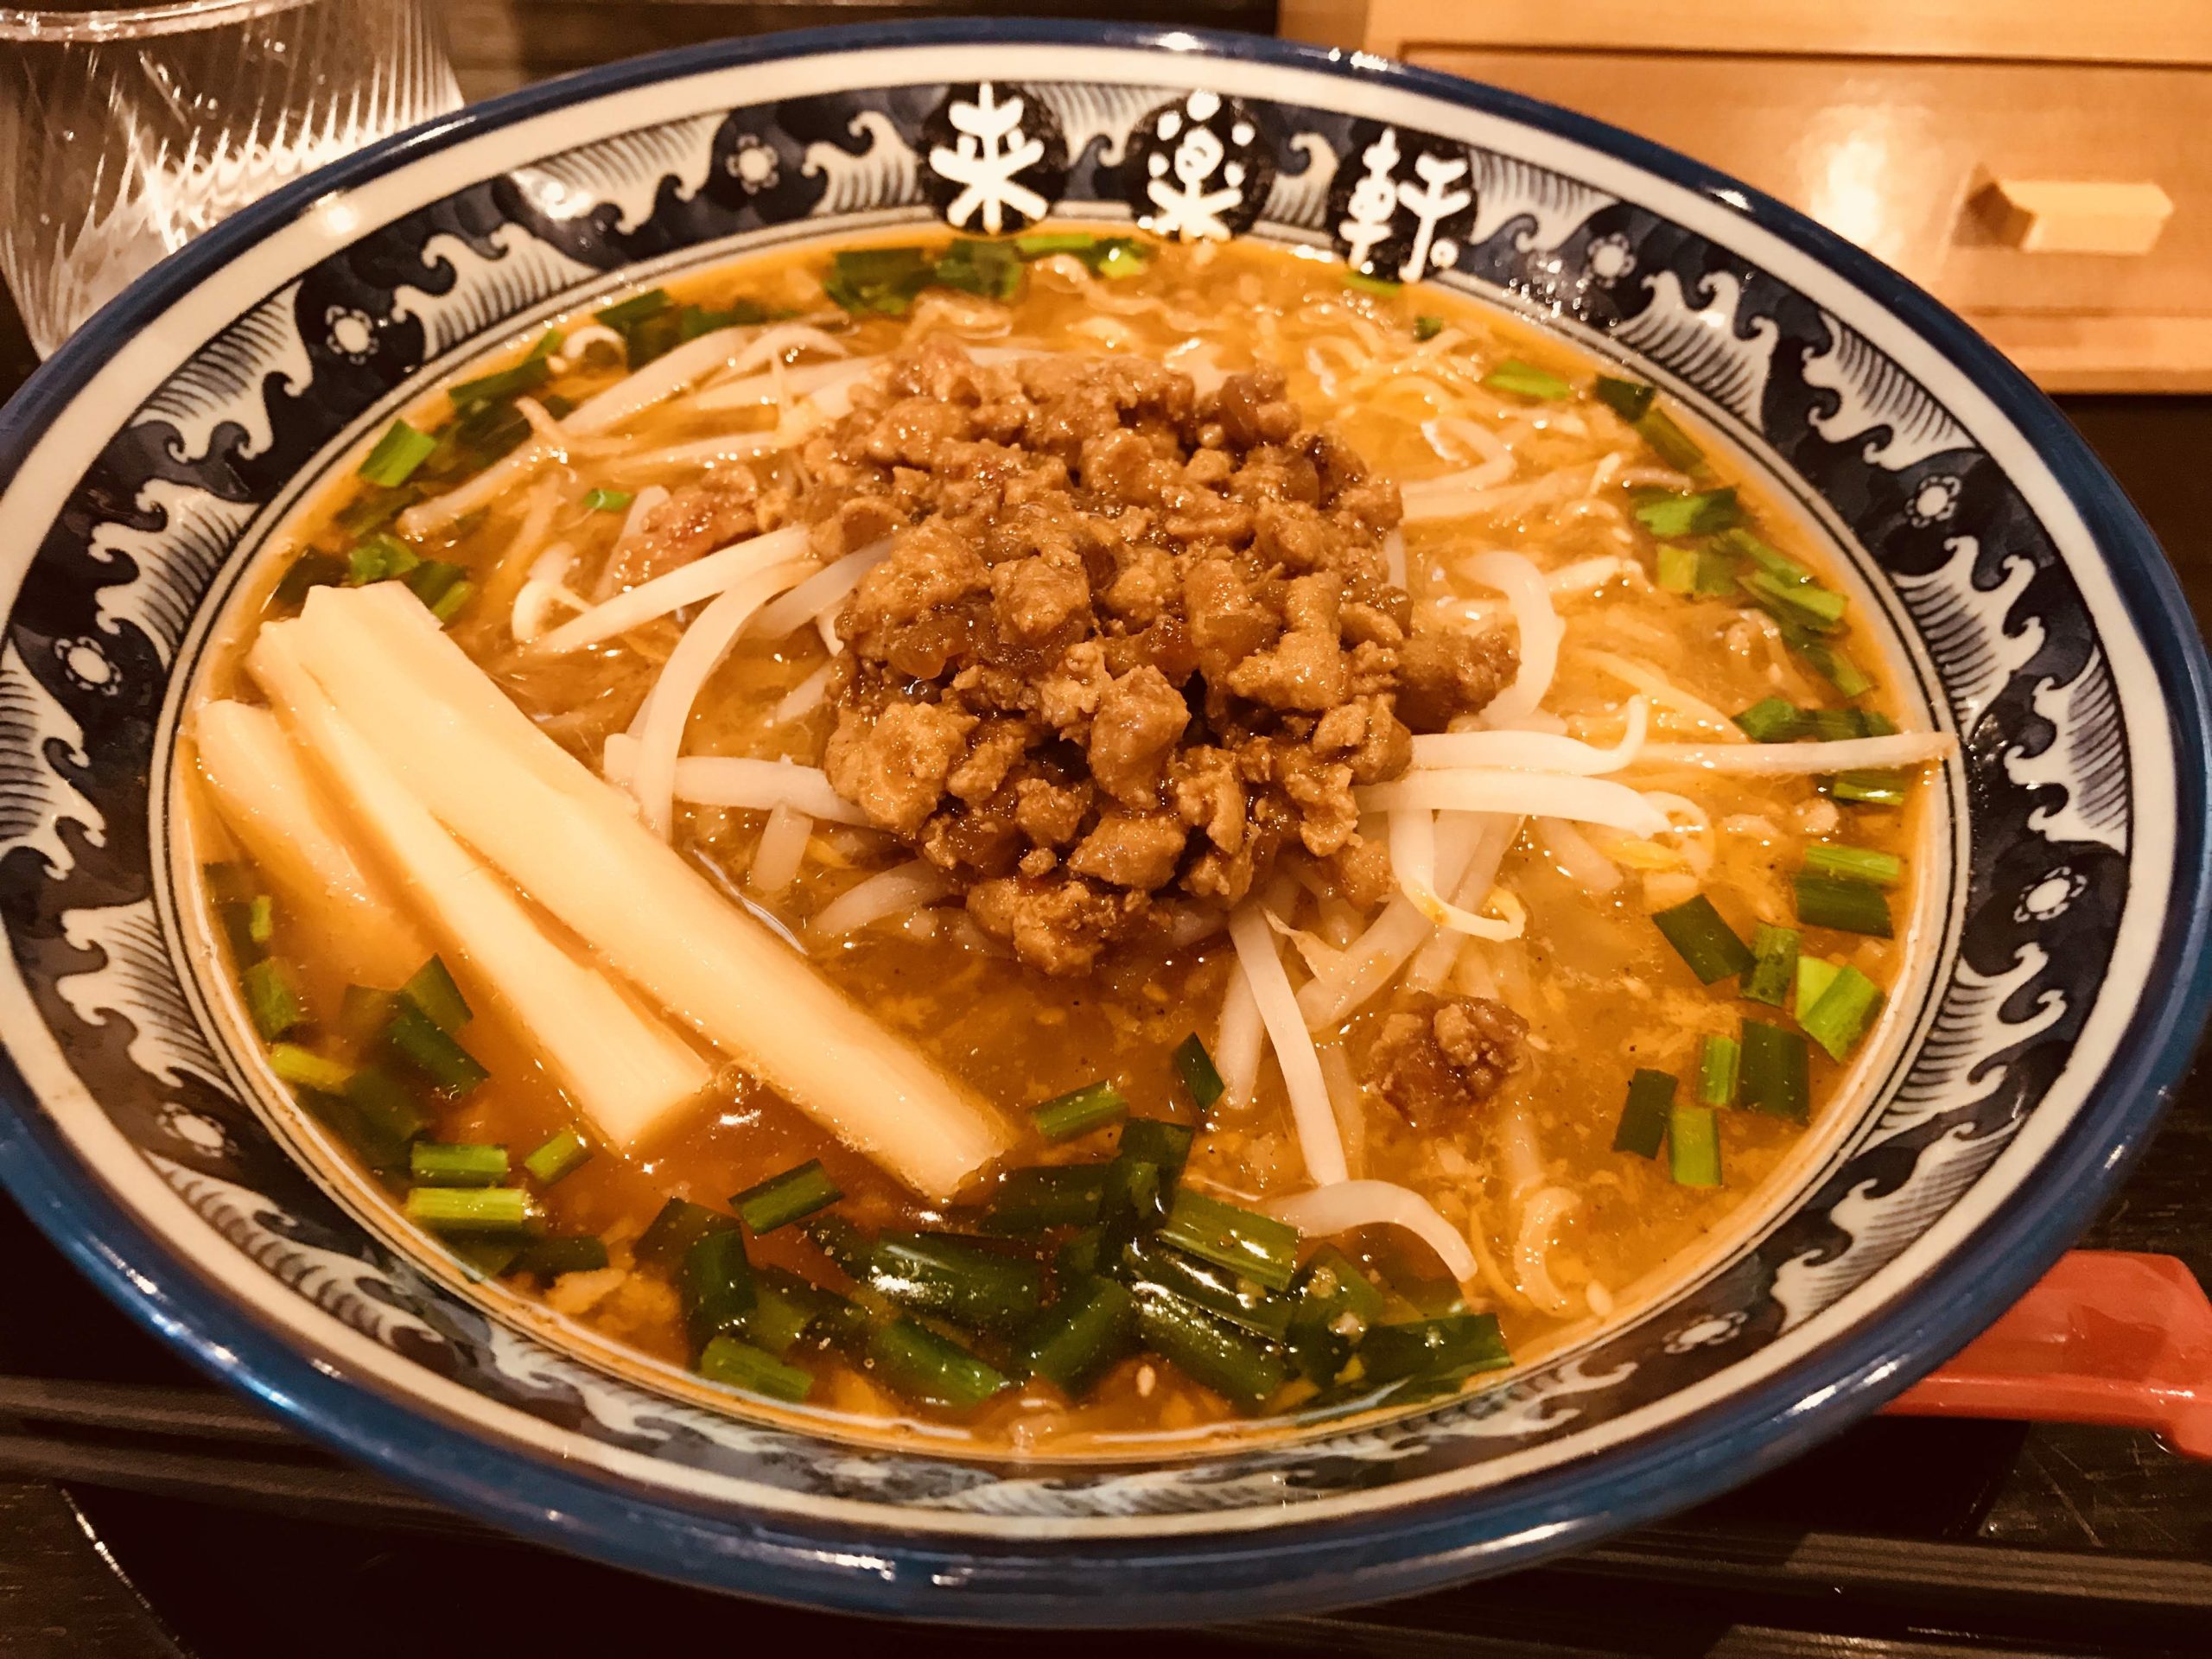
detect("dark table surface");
top-left (3, 213), bottom-right (2211, 1659)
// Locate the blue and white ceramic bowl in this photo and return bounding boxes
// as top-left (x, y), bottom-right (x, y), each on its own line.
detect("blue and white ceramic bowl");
top-left (1, 22), bottom-right (2208, 1624)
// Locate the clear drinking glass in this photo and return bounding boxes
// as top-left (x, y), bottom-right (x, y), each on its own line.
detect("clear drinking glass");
top-left (0, 0), bottom-right (460, 357)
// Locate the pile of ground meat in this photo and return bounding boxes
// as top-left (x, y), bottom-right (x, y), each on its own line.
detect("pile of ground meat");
top-left (795, 339), bottom-right (1517, 976)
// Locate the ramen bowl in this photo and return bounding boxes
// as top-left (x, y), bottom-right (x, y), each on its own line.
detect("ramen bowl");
top-left (0, 21), bottom-right (2206, 1623)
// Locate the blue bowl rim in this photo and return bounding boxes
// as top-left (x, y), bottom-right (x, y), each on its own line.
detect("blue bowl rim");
top-left (0, 17), bottom-right (2208, 1624)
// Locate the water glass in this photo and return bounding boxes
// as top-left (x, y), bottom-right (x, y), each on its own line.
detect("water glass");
top-left (0, 0), bottom-right (460, 358)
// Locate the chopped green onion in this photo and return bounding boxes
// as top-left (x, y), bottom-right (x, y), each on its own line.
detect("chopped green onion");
top-left (1484, 360), bottom-right (1573, 400)
top-left (403, 559), bottom-right (467, 609)
top-left (1634, 405), bottom-right (1707, 473)
top-left (337, 1066), bottom-right (429, 1167)
top-left (1804, 844), bottom-right (1904, 887)
top-left (1651, 893), bottom-right (1756, 983)
top-left (583, 487), bottom-right (632, 512)
top-left (1733, 696), bottom-right (1804, 742)
top-left (272, 551), bottom-right (346, 607)
top-left (1796, 954), bottom-right (1841, 1018)
top-left (868, 1230), bottom-right (1044, 1331)
top-left (1013, 1276), bottom-right (1138, 1398)
top-left (1172, 1033), bottom-right (1225, 1113)
top-left (357, 421), bottom-right (437, 488)
top-left (336, 984), bottom-right (397, 1044)
top-left (522, 1128), bottom-right (591, 1186)
top-left (1014, 231), bottom-right (1097, 256)
top-left (1827, 768), bottom-right (1908, 807)
top-left (637, 1198), bottom-right (737, 1268)
top-left (594, 288), bottom-right (671, 327)
top-left (400, 956), bottom-right (471, 1033)
top-left (268, 1043), bottom-right (351, 1094)
top-left (1808, 707), bottom-right (1896, 741)
top-left (243, 893), bottom-right (275, 946)
top-left (380, 998), bottom-right (488, 1094)
top-left (1745, 924), bottom-right (1800, 1007)
top-left (679, 1228), bottom-right (757, 1349)
top-left (736, 1266), bottom-right (844, 1355)
top-left (346, 533), bottom-right (418, 588)
top-left (982, 1166), bottom-right (1105, 1234)
top-left (241, 957), bottom-right (305, 1039)
top-left (1594, 376), bottom-right (1656, 421)
top-left (513, 1234), bottom-right (609, 1278)
top-left (799, 1213), bottom-right (874, 1279)
top-left (1414, 315), bottom-right (1444, 341)
top-left (732, 1160), bottom-right (842, 1234)
top-left (1353, 1313), bottom-right (1511, 1398)
top-left (1632, 486), bottom-right (1740, 540)
top-left (1794, 871), bottom-right (1894, 938)
top-left (409, 1141), bottom-right (509, 1187)
top-left (1713, 528), bottom-right (1812, 585)
top-left (1119, 1233), bottom-right (1298, 1342)
top-left (1098, 1117), bottom-right (1196, 1235)
top-left (527, 327), bottom-right (563, 359)
top-left (823, 246), bottom-right (932, 316)
top-left (1696, 1034), bottom-right (1740, 1106)
top-left (1743, 570), bottom-right (1848, 632)
top-left (1132, 1286), bottom-right (1288, 1412)
top-left (1668, 1103), bottom-right (1723, 1187)
top-left (448, 356), bottom-right (550, 410)
top-left (1118, 1118), bottom-right (1195, 1188)
top-left (1802, 964), bottom-right (1884, 1061)
top-left (1344, 270), bottom-right (1400, 296)
top-left (429, 579), bottom-right (474, 626)
top-left (931, 238), bottom-right (1024, 302)
top-left (1740, 1020), bottom-right (1810, 1122)
top-left (334, 486), bottom-right (416, 538)
top-left (1092, 241), bottom-right (1146, 279)
top-left (1791, 634), bottom-right (1875, 698)
top-left (1283, 1245), bottom-right (1389, 1385)
top-left (448, 1237), bottom-right (524, 1279)
top-left (217, 900), bottom-right (264, 963)
top-left (1158, 1190), bottom-right (1300, 1293)
top-left (1030, 1079), bottom-right (1128, 1143)
top-left (867, 1318), bottom-right (1011, 1410)
top-left (1611, 1068), bottom-right (1676, 1158)
top-left (696, 1333), bottom-right (813, 1403)
top-left (1657, 545), bottom-right (1736, 596)
top-left (1055, 1224), bottom-right (1106, 1281)
top-left (404, 1185), bottom-right (535, 1234)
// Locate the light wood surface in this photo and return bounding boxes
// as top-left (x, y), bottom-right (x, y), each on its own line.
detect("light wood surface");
top-left (1306, 0), bottom-right (2212, 68)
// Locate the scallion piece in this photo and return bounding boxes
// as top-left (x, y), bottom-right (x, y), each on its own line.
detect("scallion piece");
top-left (522, 1128), bottom-right (591, 1186)
top-left (1284, 1245), bottom-right (1389, 1385)
top-left (1014, 231), bottom-right (1097, 256)
top-left (345, 532), bottom-right (417, 587)
top-left (1651, 893), bottom-right (1756, 983)
top-left (400, 956), bottom-right (471, 1033)
top-left (583, 487), bottom-right (632, 512)
top-left (1632, 486), bottom-right (1740, 540)
top-left (404, 1185), bottom-right (535, 1235)
top-left (637, 1198), bottom-right (737, 1268)
top-left (1118, 1118), bottom-right (1195, 1189)
top-left (1744, 924), bottom-right (1800, 1007)
top-left (1594, 376), bottom-right (1656, 421)
top-left (680, 1227), bottom-right (757, 1349)
top-left (1030, 1079), bottom-right (1128, 1142)
top-left (1173, 1033), bottom-right (1226, 1113)
top-left (336, 1065), bottom-right (429, 1168)
top-left (1668, 1103), bottom-right (1724, 1187)
top-left (1484, 360), bottom-right (1573, 400)
top-left (866, 1318), bottom-right (1010, 1410)
top-left (1827, 768), bottom-right (1909, 807)
top-left (1743, 570), bottom-right (1847, 631)
top-left (244, 893), bottom-right (275, 946)
top-left (513, 1234), bottom-right (609, 1278)
top-left (271, 550), bottom-right (346, 607)
top-left (1098, 1117), bottom-right (1195, 1234)
top-left (799, 1213), bottom-right (874, 1279)
top-left (1352, 1313), bottom-right (1511, 1399)
top-left (336, 983), bottom-right (397, 1045)
top-left (1716, 528), bottom-right (1816, 586)
top-left (1796, 954), bottom-right (1841, 1019)
top-left (1658, 546), bottom-right (1734, 596)
top-left (429, 578), bottom-right (474, 625)
top-left (448, 1237), bottom-right (524, 1279)
top-left (1794, 871), bottom-right (1894, 938)
top-left (268, 1043), bottom-right (351, 1095)
top-left (982, 1166), bottom-right (1105, 1234)
top-left (1093, 241), bottom-right (1146, 279)
top-left (1132, 1286), bottom-right (1288, 1413)
top-left (594, 288), bottom-right (671, 327)
top-left (1344, 269), bottom-right (1400, 296)
top-left (931, 238), bottom-right (1023, 302)
top-left (732, 1160), bottom-right (842, 1234)
top-left (1414, 315), bottom-right (1444, 341)
top-left (448, 356), bottom-right (551, 410)
top-left (1696, 1034), bottom-right (1740, 1107)
top-left (527, 327), bottom-right (563, 359)
top-left (1740, 1020), bottom-right (1810, 1122)
top-left (380, 999), bottom-right (488, 1094)
top-left (1802, 963), bottom-right (1884, 1061)
top-left (1055, 1225), bottom-right (1106, 1281)
top-left (409, 1141), bottom-right (509, 1187)
top-left (868, 1230), bottom-right (1044, 1331)
top-left (357, 421), bottom-right (437, 488)
top-left (1733, 696), bottom-right (1804, 743)
top-left (1119, 1233), bottom-right (1298, 1342)
top-left (403, 559), bottom-right (467, 609)
top-left (1611, 1068), bottom-right (1676, 1158)
top-left (1804, 843), bottom-right (1904, 887)
top-left (1793, 635), bottom-right (1875, 698)
top-left (1634, 405), bottom-right (1707, 473)
top-left (823, 246), bottom-right (931, 316)
top-left (737, 1267), bottom-right (840, 1356)
top-left (1013, 1276), bottom-right (1138, 1398)
top-left (241, 957), bottom-right (304, 1039)
top-left (1157, 1190), bottom-right (1300, 1293)
top-left (1808, 707), bottom-right (1896, 741)
top-left (696, 1333), bottom-right (813, 1403)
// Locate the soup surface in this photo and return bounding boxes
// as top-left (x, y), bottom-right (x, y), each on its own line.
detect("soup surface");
top-left (186, 227), bottom-right (1943, 1452)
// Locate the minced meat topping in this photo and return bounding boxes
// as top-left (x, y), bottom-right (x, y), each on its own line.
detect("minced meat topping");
top-left (1369, 992), bottom-right (1529, 1126)
top-left (803, 340), bottom-right (1515, 975)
